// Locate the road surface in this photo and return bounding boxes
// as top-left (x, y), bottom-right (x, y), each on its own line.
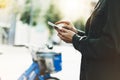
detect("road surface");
top-left (0, 45), bottom-right (81, 80)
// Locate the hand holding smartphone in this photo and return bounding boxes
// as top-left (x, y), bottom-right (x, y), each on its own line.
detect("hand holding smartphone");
top-left (48, 21), bottom-right (63, 30)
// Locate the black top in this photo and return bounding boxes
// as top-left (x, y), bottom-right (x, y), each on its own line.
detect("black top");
top-left (72, 0), bottom-right (120, 80)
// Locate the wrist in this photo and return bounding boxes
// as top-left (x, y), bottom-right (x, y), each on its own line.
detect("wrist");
top-left (74, 29), bottom-right (78, 33)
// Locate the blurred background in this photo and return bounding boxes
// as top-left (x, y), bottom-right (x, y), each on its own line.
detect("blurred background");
top-left (0, 0), bottom-right (98, 80)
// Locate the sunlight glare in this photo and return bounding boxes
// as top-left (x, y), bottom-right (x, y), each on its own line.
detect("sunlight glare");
top-left (59, 0), bottom-right (87, 21)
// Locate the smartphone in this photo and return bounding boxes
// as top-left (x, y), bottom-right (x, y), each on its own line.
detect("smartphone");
top-left (48, 21), bottom-right (62, 29)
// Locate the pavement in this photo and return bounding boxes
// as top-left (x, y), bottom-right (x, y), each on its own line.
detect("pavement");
top-left (0, 44), bottom-right (81, 80)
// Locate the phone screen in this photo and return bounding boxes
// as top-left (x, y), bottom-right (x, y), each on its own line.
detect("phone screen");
top-left (48, 21), bottom-right (62, 29)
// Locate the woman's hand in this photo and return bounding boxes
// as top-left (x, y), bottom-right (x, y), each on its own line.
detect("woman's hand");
top-left (57, 28), bottom-right (76, 43)
top-left (55, 21), bottom-right (78, 33)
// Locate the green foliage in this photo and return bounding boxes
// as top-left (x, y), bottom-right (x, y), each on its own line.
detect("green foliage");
top-left (20, 0), bottom-right (40, 26)
top-left (20, 8), bottom-right (31, 25)
top-left (44, 3), bottom-right (62, 37)
top-left (73, 19), bottom-right (85, 31)
top-left (20, 0), bottom-right (30, 24)
top-left (31, 8), bottom-right (41, 26)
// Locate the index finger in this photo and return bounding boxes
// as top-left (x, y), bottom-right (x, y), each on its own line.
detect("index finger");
top-left (55, 21), bottom-right (70, 25)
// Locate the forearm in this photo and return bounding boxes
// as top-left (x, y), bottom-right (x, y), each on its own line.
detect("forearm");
top-left (72, 34), bottom-right (116, 59)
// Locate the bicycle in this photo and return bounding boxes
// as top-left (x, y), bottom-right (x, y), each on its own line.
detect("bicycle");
top-left (17, 44), bottom-right (62, 80)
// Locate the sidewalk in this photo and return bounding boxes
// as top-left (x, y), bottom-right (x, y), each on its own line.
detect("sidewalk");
top-left (0, 45), bottom-right (81, 80)
top-left (0, 45), bottom-right (32, 80)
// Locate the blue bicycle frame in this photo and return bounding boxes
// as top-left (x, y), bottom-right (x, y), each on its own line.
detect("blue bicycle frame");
top-left (18, 52), bottom-right (62, 80)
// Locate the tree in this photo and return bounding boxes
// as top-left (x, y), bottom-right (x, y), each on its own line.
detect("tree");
top-left (20, 0), bottom-right (40, 26)
top-left (44, 3), bottom-right (62, 38)
top-left (73, 18), bottom-right (85, 31)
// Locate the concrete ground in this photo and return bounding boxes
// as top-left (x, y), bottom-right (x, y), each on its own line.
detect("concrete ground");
top-left (0, 45), bottom-right (81, 80)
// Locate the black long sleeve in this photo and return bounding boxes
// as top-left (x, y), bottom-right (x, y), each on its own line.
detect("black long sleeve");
top-left (72, 0), bottom-right (120, 59)
top-left (77, 29), bottom-right (85, 36)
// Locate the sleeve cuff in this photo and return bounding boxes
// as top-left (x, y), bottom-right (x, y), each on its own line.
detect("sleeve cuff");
top-left (77, 29), bottom-right (85, 36)
top-left (72, 34), bottom-right (86, 50)
top-left (72, 34), bottom-right (81, 50)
